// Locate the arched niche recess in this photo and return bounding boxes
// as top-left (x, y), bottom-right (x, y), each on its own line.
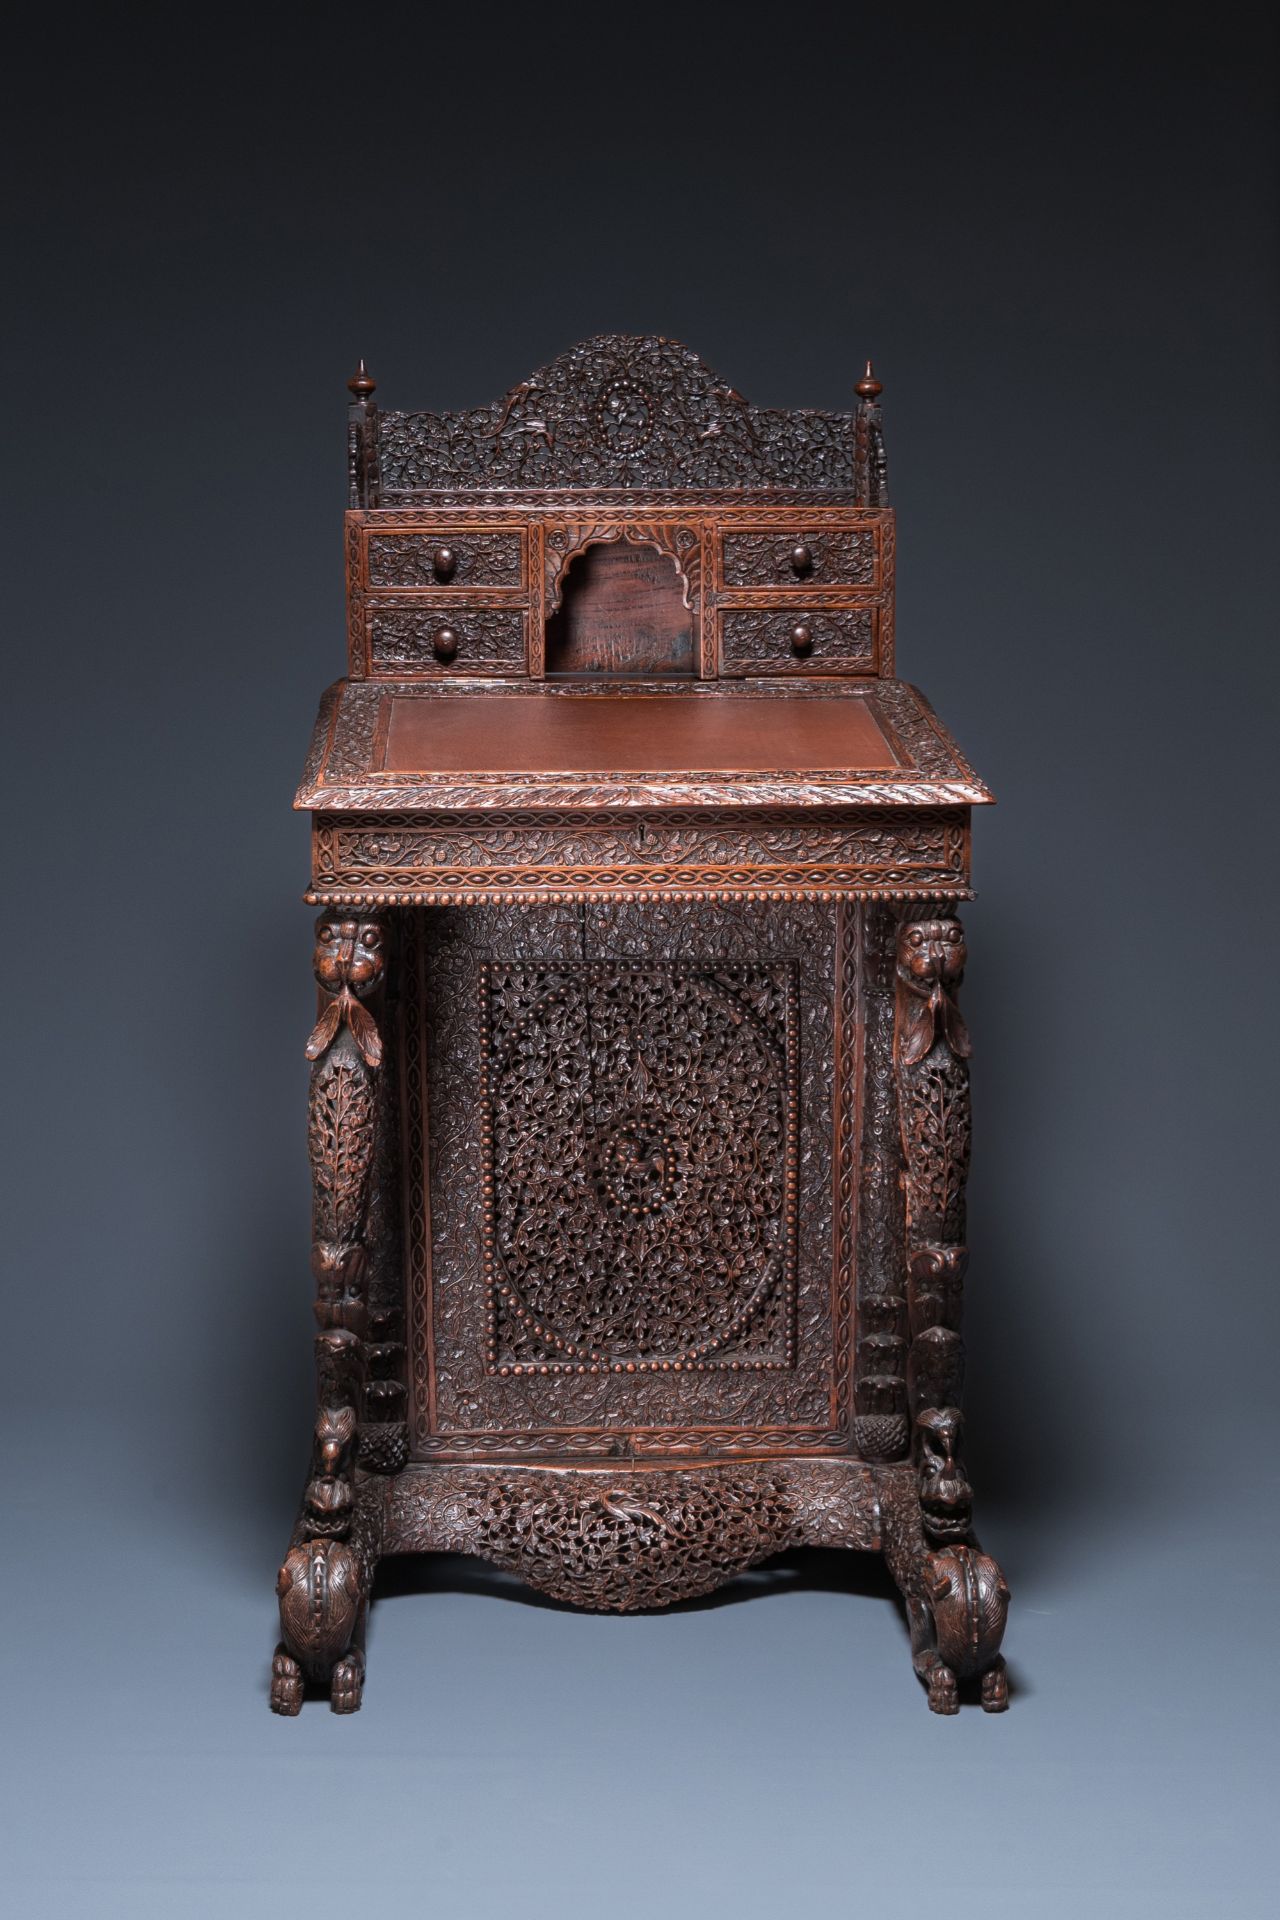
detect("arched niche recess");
top-left (544, 536), bottom-right (695, 677)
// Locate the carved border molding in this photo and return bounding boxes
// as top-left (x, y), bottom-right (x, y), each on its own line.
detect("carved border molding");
top-left (403, 902), bottom-right (849, 1461)
top-left (299, 677), bottom-right (990, 813)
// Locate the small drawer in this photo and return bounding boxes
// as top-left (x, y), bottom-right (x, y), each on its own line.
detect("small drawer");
top-left (720, 607), bottom-right (876, 675)
top-left (369, 607), bottom-right (526, 674)
top-left (721, 526), bottom-right (877, 589)
top-left (367, 529), bottom-right (524, 589)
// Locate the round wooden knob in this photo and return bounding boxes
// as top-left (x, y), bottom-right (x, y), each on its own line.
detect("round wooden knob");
top-left (790, 623), bottom-right (813, 656)
top-left (789, 543), bottom-right (813, 577)
top-left (431, 545), bottom-right (457, 582)
top-left (432, 624), bottom-right (460, 662)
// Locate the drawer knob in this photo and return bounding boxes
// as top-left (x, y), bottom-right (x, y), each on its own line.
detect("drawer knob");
top-left (789, 542), bottom-right (813, 577)
top-left (790, 622), bottom-right (814, 656)
top-left (432, 624), bottom-right (460, 662)
top-left (431, 545), bottom-right (457, 582)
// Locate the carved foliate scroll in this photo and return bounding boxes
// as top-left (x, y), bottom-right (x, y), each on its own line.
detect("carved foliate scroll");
top-left (895, 915), bottom-right (971, 1418)
top-left (482, 960), bottom-right (797, 1375)
top-left (375, 335), bottom-right (863, 495)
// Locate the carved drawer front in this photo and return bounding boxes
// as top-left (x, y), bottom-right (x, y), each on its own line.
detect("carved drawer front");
top-left (366, 529), bottom-right (525, 590)
top-left (402, 901), bottom-right (853, 1462)
top-left (720, 606), bottom-right (877, 675)
top-left (368, 606), bottom-right (526, 675)
top-left (721, 526), bottom-right (877, 589)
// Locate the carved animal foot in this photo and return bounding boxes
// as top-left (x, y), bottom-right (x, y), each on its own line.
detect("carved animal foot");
top-left (981, 1655), bottom-right (1009, 1713)
top-left (914, 1650), bottom-right (959, 1715)
top-left (330, 1648), bottom-right (365, 1714)
top-left (269, 1644), bottom-right (304, 1716)
top-left (273, 1537), bottom-right (366, 1712)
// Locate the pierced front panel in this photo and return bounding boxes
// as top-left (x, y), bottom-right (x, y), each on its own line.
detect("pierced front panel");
top-left (405, 901), bottom-right (851, 1459)
top-left (481, 960), bottom-right (797, 1374)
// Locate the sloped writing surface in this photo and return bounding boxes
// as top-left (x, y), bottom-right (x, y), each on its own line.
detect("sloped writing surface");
top-left (381, 691), bottom-right (901, 776)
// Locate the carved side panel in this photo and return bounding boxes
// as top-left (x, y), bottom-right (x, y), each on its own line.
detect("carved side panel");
top-left (895, 914), bottom-right (970, 1424)
top-left (853, 905), bottom-right (909, 1459)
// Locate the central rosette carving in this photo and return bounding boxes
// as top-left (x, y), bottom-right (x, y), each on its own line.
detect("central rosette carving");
top-left (593, 1117), bottom-right (681, 1218)
top-left (482, 963), bottom-right (797, 1372)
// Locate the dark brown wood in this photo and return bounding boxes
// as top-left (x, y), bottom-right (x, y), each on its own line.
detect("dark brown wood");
top-left (273, 336), bottom-right (1007, 1714)
top-left (545, 538), bottom-right (694, 677)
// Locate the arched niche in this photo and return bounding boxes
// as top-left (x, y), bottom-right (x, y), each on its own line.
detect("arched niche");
top-left (544, 536), bottom-right (695, 677)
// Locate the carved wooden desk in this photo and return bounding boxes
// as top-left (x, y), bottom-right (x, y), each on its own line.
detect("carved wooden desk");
top-left (271, 336), bottom-right (1009, 1716)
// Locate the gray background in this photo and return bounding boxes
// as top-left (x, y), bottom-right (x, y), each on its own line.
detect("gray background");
top-left (4, 7), bottom-right (1277, 1915)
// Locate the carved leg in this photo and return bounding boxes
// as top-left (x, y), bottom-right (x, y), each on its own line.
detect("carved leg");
top-left (271, 913), bottom-right (386, 1713)
top-left (269, 1643), bottom-right (304, 1717)
top-left (981, 1655), bottom-right (1009, 1713)
top-left (887, 910), bottom-right (1011, 1711)
top-left (330, 1644), bottom-right (365, 1714)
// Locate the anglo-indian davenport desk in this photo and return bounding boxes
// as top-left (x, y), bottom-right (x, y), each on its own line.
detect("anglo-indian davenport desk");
top-left (271, 337), bottom-right (1010, 1716)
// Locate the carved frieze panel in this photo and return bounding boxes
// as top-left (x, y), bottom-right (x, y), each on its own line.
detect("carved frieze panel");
top-left (310, 810), bottom-right (969, 903)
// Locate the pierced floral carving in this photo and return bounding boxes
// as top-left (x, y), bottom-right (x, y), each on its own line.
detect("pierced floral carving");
top-left (386, 1462), bottom-right (881, 1611)
top-left (376, 335), bottom-right (860, 494)
top-left (481, 960), bottom-right (798, 1373)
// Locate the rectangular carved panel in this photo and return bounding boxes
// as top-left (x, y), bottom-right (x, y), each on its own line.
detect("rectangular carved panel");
top-left (721, 526), bottom-right (877, 588)
top-left (369, 607), bottom-right (526, 675)
top-left (481, 959), bottom-right (797, 1374)
top-left (367, 529), bottom-right (524, 588)
top-left (403, 900), bottom-right (851, 1458)
top-left (720, 605), bottom-right (878, 676)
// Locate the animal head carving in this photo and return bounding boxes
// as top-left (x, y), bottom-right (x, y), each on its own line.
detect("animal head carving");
top-left (313, 915), bottom-right (385, 999)
top-left (897, 918), bottom-right (970, 1065)
top-left (917, 1404), bottom-right (973, 1543)
top-left (306, 914), bottom-right (385, 1067)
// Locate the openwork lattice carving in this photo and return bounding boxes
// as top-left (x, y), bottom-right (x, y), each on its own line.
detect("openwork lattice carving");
top-left (481, 961), bottom-right (798, 1374)
top-left (387, 1462), bottom-right (881, 1611)
top-left (376, 335), bottom-right (860, 495)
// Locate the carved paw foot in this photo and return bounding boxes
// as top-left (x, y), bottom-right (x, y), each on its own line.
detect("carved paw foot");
top-left (981, 1655), bottom-right (1009, 1713)
top-left (269, 1644), bottom-right (304, 1716)
top-left (330, 1649), bottom-right (364, 1714)
top-left (926, 1661), bottom-right (959, 1715)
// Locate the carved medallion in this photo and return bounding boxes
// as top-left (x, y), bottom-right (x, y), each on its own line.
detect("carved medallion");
top-left (480, 961), bottom-right (798, 1374)
top-left (597, 378), bottom-right (653, 452)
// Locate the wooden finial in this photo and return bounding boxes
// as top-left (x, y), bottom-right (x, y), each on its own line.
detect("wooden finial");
top-left (855, 359), bottom-right (882, 401)
top-left (348, 359), bottom-right (376, 399)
